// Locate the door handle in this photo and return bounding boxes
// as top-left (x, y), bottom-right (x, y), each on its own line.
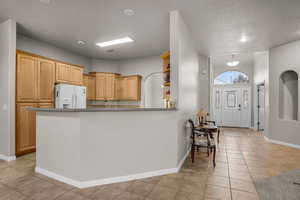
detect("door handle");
top-left (238, 104), bottom-right (241, 111)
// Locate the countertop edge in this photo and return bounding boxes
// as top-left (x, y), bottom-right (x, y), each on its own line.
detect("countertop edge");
top-left (28, 107), bottom-right (177, 112)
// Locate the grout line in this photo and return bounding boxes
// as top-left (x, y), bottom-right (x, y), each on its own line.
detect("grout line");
top-left (240, 145), bottom-right (258, 196)
top-left (225, 140), bottom-right (234, 200)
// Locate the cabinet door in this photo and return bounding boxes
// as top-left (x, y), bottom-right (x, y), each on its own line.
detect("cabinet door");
top-left (16, 103), bottom-right (38, 156)
top-left (127, 76), bottom-right (141, 100)
top-left (105, 74), bottom-right (116, 100)
top-left (70, 66), bottom-right (83, 85)
top-left (118, 77), bottom-right (128, 100)
top-left (95, 73), bottom-right (106, 100)
top-left (87, 76), bottom-right (96, 100)
top-left (56, 62), bottom-right (70, 83)
top-left (38, 58), bottom-right (55, 102)
top-left (17, 54), bottom-right (38, 102)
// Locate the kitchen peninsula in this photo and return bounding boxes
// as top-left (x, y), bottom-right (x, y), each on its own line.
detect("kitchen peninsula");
top-left (30, 107), bottom-right (189, 188)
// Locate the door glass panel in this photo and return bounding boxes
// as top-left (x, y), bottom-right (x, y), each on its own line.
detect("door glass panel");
top-left (226, 91), bottom-right (237, 108)
top-left (243, 90), bottom-right (249, 109)
top-left (215, 91), bottom-right (221, 109)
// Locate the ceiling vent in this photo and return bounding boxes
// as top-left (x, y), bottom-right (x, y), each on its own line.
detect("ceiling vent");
top-left (40, 0), bottom-right (51, 4)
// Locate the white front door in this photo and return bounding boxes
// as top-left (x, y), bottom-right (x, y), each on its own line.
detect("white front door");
top-left (213, 86), bottom-right (251, 128)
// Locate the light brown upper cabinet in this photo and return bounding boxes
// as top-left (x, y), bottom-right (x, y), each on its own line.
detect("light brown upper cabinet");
top-left (56, 62), bottom-right (70, 83)
top-left (17, 52), bottom-right (56, 102)
top-left (56, 63), bottom-right (83, 85)
top-left (116, 75), bottom-right (142, 101)
top-left (38, 58), bottom-right (56, 102)
top-left (70, 65), bottom-right (83, 85)
top-left (91, 72), bottom-right (119, 100)
top-left (116, 77), bottom-right (127, 100)
top-left (87, 75), bottom-right (96, 100)
top-left (126, 75), bottom-right (142, 100)
top-left (83, 74), bottom-right (96, 100)
top-left (94, 73), bottom-right (106, 100)
top-left (17, 53), bottom-right (39, 102)
top-left (105, 74), bottom-right (118, 100)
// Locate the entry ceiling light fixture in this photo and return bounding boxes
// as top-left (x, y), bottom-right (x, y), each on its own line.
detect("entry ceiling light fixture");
top-left (77, 40), bottom-right (86, 46)
top-left (96, 37), bottom-right (134, 48)
top-left (227, 54), bottom-right (240, 67)
top-left (240, 35), bottom-right (248, 42)
top-left (123, 9), bottom-right (135, 16)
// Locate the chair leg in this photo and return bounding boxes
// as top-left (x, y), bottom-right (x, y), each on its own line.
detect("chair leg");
top-left (191, 145), bottom-right (195, 163)
top-left (217, 129), bottom-right (220, 144)
top-left (212, 147), bottom-right (216, 168)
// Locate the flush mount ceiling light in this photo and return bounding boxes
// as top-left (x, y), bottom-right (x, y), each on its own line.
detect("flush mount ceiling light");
top-left (227, 54), bottom-right (240, 67)
top-left (77, 40), bottom-right (86, 46)
top-left (123, 9), bottom-right (135, 16)
top-left (96, 37), bottom-right (134, 48)
top-left (240, 35), bottom-right (248, 42)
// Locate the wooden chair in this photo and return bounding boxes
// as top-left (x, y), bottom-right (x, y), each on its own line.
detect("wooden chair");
top-left (188, 119), bottom-right (216, 167)
top-left (197, 110), bottom-right (220, 144)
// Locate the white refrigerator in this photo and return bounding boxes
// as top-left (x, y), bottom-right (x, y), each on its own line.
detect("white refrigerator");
top-left (55, 84), bottom-right (86, 109)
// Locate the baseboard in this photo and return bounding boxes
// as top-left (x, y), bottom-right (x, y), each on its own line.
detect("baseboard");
top-left (264, 136), bottom-right (300, 149)
top-left (177, 148), bottom-right (191, 171)
top-left (36, 166), bottom-right (178, 189)
top-left (35, 148), bottom-right (191, 189)
top-left (0, 154), bottom-right (16, 162)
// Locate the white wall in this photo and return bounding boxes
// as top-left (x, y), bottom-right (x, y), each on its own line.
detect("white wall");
top-left (17, 35), bottom-right (91, 72)
top-left (170, 10), bottom-right (200, 165)
top-left (0, 19), bottom-right (16, 158)
top-left (90, 59), bottom-right (120, 73)
top-left (253, 51), bottom-right (269, 133)
top-left (269, 41), bottom-right (300, 146)
top-left (119, 56), bottom-right (163, 107)
top-left (198, 54), bottom-right (210, 110)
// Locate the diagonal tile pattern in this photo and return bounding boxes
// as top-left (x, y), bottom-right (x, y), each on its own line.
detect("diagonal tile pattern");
top-left (0, 128), bottom-right (299, 199)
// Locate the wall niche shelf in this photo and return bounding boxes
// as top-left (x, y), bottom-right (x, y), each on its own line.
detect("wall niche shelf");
top-left (278, 70), bottom-right (298, 121)
top-left (161, 51), bottom-right (170, 100)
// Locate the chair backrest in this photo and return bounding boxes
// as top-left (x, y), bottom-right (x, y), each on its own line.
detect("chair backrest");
top-left (197, 109), bottom-right (209, 124)
top-left (188, 119), bottom-right (195, 130)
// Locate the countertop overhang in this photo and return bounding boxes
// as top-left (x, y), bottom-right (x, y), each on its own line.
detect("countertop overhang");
top-left (29, 107), bottom-right (177, 112)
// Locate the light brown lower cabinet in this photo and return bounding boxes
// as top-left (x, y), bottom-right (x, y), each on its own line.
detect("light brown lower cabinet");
top-left (16, 102), bottom-right (53, 156)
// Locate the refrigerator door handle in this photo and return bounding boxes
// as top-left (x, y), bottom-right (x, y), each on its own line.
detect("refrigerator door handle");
top-left (75, 95), bottom-right (78, 108)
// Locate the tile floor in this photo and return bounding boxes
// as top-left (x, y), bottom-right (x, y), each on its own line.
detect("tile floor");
top-left (1, 128), bottom-right (300, 200)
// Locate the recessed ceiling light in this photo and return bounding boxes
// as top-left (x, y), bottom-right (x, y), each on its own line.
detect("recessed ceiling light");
top-left (96, 37), bottom-right (134, 48)
top-left (40, 0), bottom-right (51, 4)
top-left (123, 9), bottom-right (135, 16)
top-left (240, 35), bottom-right (248, 42)
top-left (77, 40), bottom-right (86, 46)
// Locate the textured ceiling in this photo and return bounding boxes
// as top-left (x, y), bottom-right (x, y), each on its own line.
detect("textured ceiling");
top-left (1, 0), bottom-right (300, 59)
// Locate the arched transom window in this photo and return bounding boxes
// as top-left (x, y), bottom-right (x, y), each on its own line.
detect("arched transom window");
top-left (214, 71), bottom-right (249, 85)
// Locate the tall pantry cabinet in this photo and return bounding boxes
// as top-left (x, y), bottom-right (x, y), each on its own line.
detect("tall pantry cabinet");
top-left (16, 51), bottom-right (56, 156)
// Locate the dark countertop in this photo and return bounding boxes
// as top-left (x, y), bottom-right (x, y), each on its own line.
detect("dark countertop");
top-left (28, 107), bottom-right (177, 112)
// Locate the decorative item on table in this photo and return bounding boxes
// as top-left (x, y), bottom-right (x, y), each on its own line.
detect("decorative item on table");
top-left (197, 109), bottom-right (208, 126)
